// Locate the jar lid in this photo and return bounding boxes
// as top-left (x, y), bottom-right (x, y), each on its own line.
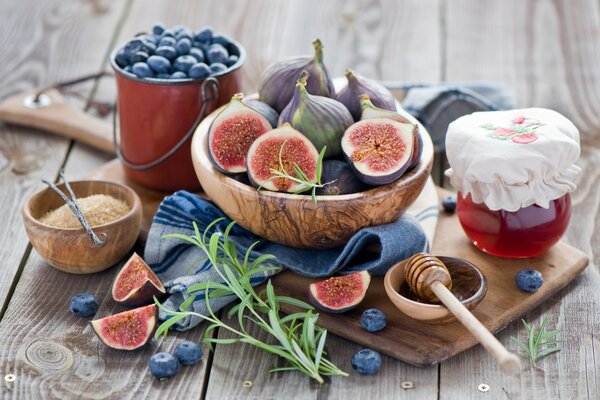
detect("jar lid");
top-left (445, 108), bottom-right (580, 212)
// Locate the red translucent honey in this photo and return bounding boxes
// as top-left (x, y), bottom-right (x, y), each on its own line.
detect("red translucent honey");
top-left (456, 192), bottom-right (571, 258)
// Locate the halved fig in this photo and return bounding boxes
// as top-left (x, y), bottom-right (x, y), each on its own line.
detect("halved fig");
top-left (91, 304), bottom-right (157, 350)
top-left (112, 253), bottom-right (165, 307)
top-left (309, 271), bottom-right (371, 313)
top-left (208, 93), bottom-right (272, 174)
top-left (247, 123), bottom-right (319, 193)
top-left (341, 118), bottom-right (415, 185)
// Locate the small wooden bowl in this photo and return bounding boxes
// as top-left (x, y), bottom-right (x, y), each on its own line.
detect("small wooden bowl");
top-left (191, 105), bottom-right (433, 249)
top-left (22, 180), bottom-right (142, 274)
top-left (384, 256), bottom-right (488, 324)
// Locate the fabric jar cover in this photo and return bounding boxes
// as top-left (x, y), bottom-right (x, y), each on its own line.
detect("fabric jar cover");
top-left (444, 108), bottom-right (580, 212)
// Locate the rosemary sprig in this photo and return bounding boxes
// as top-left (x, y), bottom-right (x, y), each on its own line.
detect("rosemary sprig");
top-left (511, 315), bottom-right (563, 368)
top-left (258, 141), bottom-right (331, 203)
top-left (155, 218), bottom-right (348, 383)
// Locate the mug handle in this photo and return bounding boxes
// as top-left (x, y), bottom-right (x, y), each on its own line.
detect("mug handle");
top-left (112, 77), bottom-right (220, 171)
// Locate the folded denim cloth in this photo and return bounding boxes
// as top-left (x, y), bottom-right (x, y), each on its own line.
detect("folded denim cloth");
top-left (145, 179), bottom-right (438, 331)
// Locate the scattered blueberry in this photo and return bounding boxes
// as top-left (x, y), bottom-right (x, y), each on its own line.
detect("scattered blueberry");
top-left (153, 22), bottom-right (166, 36)
top-left (69, 292), bottom-right (99, 318)
top-left (114, 49), bottom-right (129, 68)
top-left (359, 308), bottom-right (387, 332)
top-left (206, 44), bottom-right (228, 64)
top-left (155, 46), bottom-right (178, 61)
top-left (515, 269), bottom-right (544, 293)
top-left (175, 38), bottom-right (192, 55)
top-left (174, 341), bottom-right (203, 366)
top-left (130, 51), bottom-right (149, 64)
top-left (158, 36), bottom-right (177, 47)
top-left (147, 55), bottom-right (171, 74)
top-left (170, 71), bottom-right (187, 79)
top-left (149, 352), bottom-right (180, 380)
top-left (189, 47), bottom-right (205, 63)
top-left (211, 34), bottom-right (230, 46)
top-left (226, 54), bottom-right (239, 67)
top-left (442, 195), bottom-right (457, 213)
top-left (188, 62), bottom-right (211, 79)
top-left (132, 62), bottom-right (154, 78)
top-left (351, 349), bottom-right (381, 375)
top-left (173, 55), bottom-right (197, 73)
top-left (195, 26), bottom-right (213, 42)
top-left (210, 63), bottom-right (227, 74)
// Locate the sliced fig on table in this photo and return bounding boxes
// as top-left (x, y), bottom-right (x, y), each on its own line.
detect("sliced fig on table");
top-left (258, 39), bottom-right (335, 113)
top-left (336, 68), bottom-right (396, 121)
top-left (246, 124), bottom-right (319, 193)
top-left (112, 253), bottom-right (165, 307)
top-left (208, 93), bottom-right (272, 174)
top-left (359, 94), bottom-right (423, 170)
top-left (316, 159), bottom-right (368, 195)
top-left (278, 70), bottom-right (353, 158)
top-left (91, 304), bottom-right (157, 350)
top-left (309, 271), bottom-right (371, 313)
top-left (342, 117), bottom-right (416, 185)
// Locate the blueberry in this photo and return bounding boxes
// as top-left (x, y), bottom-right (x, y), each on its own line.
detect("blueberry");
top-left (69, 292), bottom-right (99, 318)
top-left (188, 63), bottom-right (211, 79)
top-left (130, 51), bottom-right (149, 64)
top-left (211, 34), bottom-right (230, 46)
top-left (156, 73), bottom-right (171, 79)
top-left (206, 44), bottom-right (228, 64)
top-left (189, 47), bottom-right (205, 63)
top-left (175, 28), bottom-right (193, 41)
top-left (132, 62), bottom-right (154, 78)
top-left (442, 195), bottom-right (457, 213)
top-left (170, 71), bottom-right (187, 79)
top-left (351, 349), bottom-right (381, 375)
top-left (147, 55), bottom-right (171, 74)
top-left (173, 55), bottom-right (197, 73)
top-left (124, 38), bottom-right (145, 57)
top-left (193, 40), bottom-right (210, 50)
top-left (515, 269), bottom-right (544, 293)
top-left (194, 26), bottom-right (213, 42)
top-left (359, 308), bottom-right (387, 332)
top-left (153, 22), bottom-right (166, 36)
top-left (155, 46), bottom-right (178, 61)
top-left (226, 54), bottom-right (239, 67)
top-left (159, 36), bottom-right (177, 47)
top-left (175, 38), bottom-right (192, 55)
top-left (161, 28), bottom-right (175, 38)
top-left (139, 34), bottom-right (157, 45)
top-left (172, 24), bottom-right (186, 34)
top-left (140, 39), bottom-right (156, 54)
top-left (124, 65), bottom-right (133, 74)
top-left (210, 63), bottom-right (227, 75)
top-left (149, 352), bottom-right (180, 380)
top-left (174, 341), bottom-right (203, 365)
top-left (114, 48), bottom-right (129, 68)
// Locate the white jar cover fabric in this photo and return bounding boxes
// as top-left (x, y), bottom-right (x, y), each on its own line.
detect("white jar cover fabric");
top-left (445, 108), bottom-right (580, 212)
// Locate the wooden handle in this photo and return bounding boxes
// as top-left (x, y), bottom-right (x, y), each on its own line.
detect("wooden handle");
top-left (0, 89), bottom-right (114, 154)
top-left (431, 280), bottom-right (521, 375)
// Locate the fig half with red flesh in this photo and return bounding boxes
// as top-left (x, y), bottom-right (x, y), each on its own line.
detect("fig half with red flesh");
top-left (208, 93), bottom-right (272, 174)
top-left (91, 304), bottom-right (157, 350)
top-left (341, 118), bottom-right (415, 185)
top-left (112, 253), bottom-right (165, 307)
top-left (247, 124), bottom-right (319, 193)
top-left (309, 271), bottom-right (371, 313)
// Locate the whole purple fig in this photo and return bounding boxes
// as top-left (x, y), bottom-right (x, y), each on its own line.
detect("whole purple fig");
top-left (278, 70), bottom-right (353, 158)
top-left (259, 39), bottom-right (335, 113)
top-left (336, 68), bottom-right (396, 121)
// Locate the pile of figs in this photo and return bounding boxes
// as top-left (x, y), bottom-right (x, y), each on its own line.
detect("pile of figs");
top-left (207, 39), bottom-right (423, 195)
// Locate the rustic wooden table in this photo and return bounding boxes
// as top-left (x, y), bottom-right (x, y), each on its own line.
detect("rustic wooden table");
top-left (1, 0), bottom-right (599, 399)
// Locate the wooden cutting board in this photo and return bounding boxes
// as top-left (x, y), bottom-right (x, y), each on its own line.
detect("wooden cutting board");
top-left (87, 160), bottom-right (589, 367)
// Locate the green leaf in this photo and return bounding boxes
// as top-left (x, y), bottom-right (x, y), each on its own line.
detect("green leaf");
top-left (274, 295), bottom-right (314, 310)
top-left (205, 338), bottom-right (240, 345)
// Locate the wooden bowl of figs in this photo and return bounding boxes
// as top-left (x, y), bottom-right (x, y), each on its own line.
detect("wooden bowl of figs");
top-left (192, 99), bottom-right (433, 249)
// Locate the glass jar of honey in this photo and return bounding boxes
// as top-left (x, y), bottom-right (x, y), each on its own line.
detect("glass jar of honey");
top-left (445, 108), bottom-right (580, 258)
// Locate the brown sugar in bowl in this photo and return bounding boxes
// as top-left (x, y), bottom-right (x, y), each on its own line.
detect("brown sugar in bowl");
top-left (22, 180), bottom-right (142, 274)
top-left (191, 105), bottom-right (433, 250)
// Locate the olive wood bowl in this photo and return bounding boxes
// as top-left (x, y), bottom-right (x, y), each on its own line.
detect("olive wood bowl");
top-left (22, 180), bottom-right (142, 274)
top-left (384, 256), bottom-right (488, 324)
top-left (191, 102), bottom-right (434, 249)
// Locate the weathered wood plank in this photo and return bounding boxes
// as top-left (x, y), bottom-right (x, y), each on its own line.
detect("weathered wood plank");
top-left (440, 1), bottom-right (600, 398)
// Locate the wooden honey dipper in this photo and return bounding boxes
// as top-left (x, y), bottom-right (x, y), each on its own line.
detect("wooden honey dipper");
top-left (405, 253), bottom-right (521, 375)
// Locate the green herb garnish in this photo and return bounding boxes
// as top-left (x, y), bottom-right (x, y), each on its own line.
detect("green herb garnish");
top-left (511, 315), bottom-right (563, 368)
top-left (258, 142), bottom-right (331, 203)
top-left (155, 218), bottom-right (348, 383)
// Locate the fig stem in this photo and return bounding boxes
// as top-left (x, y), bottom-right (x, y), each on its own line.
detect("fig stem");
top-left (312, 39), bottom-right (324, 63)
top-left (345, 68), bottom-right (356, 82)
top-left (296, 70), bottom-right (309, 90)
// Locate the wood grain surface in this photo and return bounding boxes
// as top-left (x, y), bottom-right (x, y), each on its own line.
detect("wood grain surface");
top-left (1, 0), bottom-right (600, 399)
